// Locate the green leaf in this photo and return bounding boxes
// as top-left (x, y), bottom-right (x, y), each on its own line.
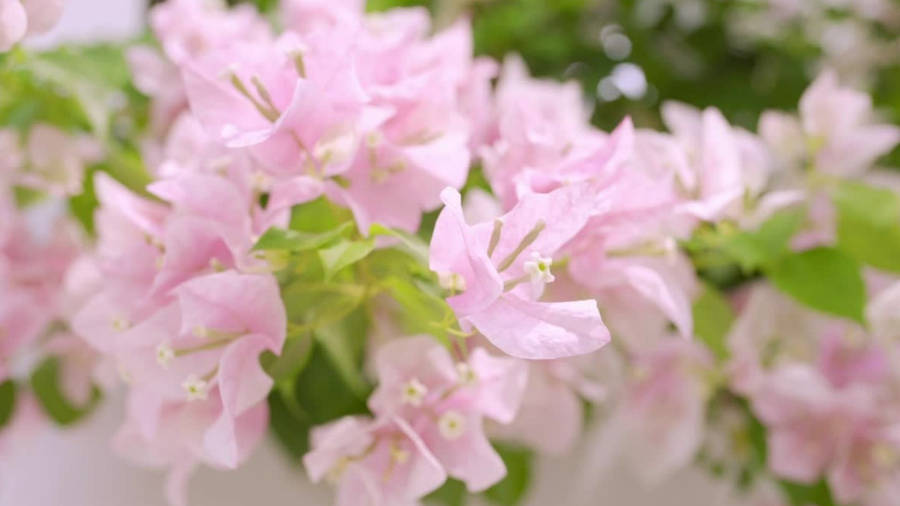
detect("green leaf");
top-left (721, 209), bottom-right (805, 271)
top-left (267, 390), bottom-right (313, 461)
top-left (30, 357), bottom-right (101, 425)
top-left (289, 197), bottom-right (353, 233)
top-left (0, 380), bottom-right (17, 428)
top-left (379, 276), bottom-right (455, 344)
top-left (314, 308), bottom-right (371, 399)
top-left (318, 238), bottom-right (376, 279)
top-left (482, 443), bottom-right (534, 506)
top-left (426, 479), bottom-right (468, 506)
top-left (281, 281), bottom-right (366, 332)
top-left (766, 247), bottom-right (866, 323)
top-left (260, 331), bottom-right (315, 387)
top-left (369, 223), bottom-right (431, 264)
top-left (254, 222), bottom-right (353, 251)
top-left (779, 480), bottom-right (837, 506)
top-left (293, 342), bottom-right (370, 424)
top-left (692, 284), bottom-right (735, 361)
top-left (833, 180), bottom-right (900, 273)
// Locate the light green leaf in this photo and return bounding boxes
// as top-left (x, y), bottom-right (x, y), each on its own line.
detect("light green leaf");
top-left (289, 197), bottom-right (353, 233)
top-left (766, 247), bottom-right (865, 323)
top-left (281, 281), bottom-right (366, 331)
top-left (254, 222), bottom-right (353, 251)
top-left (721, 209), bottom-right (805, 271)
top-left (833, 181), bottom-right (900, 273)
top-left (692, 284), bottom-right (735, 361)
top-left (369, 223), bottom-right (431, 264)
top-left (318, 238), bottom-right (376, 279)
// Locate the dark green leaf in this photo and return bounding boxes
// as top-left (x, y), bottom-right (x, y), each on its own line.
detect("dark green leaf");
top-left (482, 443), bottom-right (534, 506)
top-left (267, 389), bottom-right (313, 461)
top-left (293, 342), bottom-right (370, 424)
top-left (426, 479), bottom-right (468, 506)
top-left (30, 357), bottom-right (101, 425)
top-left (314, 308), bottom-right (371, 398)
top-left (779, 480), bottom-right (837, 506)
top-left (766, 247), bottom-right (866, 323)
top-left (0, 380), bottom-right (17, 428)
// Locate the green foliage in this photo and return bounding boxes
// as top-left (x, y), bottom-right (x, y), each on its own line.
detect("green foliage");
top-left (319, 238), bottom-right (377, 279)
top-left (30, 357), bottom-right (101, 426)
top-left (684, 209), bottom-right (805, 289)
top-left (779, 480), bottom-right (837, 506)
top-left (268, 390), bottom-right (314, 460)
top-left (254, 222), bottom-right (354, 252)
top-left (721, 209), bottom-right (806, 272)
top-left (766, 247), bottom-right (866, 324)
top-left (293, 341), bottom-right (371, 424)
top-left (692, 284), bottom-right (735, 361)
top-left (833, 180), bottom-right (900, 273)
top-left (426, 479), bottom-right (468, 506)
top-left (483, 443), bottom-right (534, 506)
top-left (0, 380), bottom-right (17, 428)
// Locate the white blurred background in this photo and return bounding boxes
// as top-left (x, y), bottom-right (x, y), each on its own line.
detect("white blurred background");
top-left (1, 1), bottom-right (739, 504)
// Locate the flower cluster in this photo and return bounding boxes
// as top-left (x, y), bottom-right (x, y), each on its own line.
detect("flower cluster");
top-left (1, 1), bottom-right (900, 505)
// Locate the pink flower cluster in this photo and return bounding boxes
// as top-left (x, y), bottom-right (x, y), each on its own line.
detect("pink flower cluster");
top-left (5, 0), bottom-right (900, 505)
top-left (305, 337), bottom-right (526, 504)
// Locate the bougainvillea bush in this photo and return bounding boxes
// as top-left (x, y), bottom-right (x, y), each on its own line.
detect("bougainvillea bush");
top-left (2, 0), bottom-right (900, 505)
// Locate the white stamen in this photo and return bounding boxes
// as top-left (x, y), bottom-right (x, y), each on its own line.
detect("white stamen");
top-left (456, 362), bottom-right (477, 385)
top-left (523, 252), bottom-right (555, 297)
top-left (156, 342), bottom-right (175, 368)
top-left (111, 317), bottom-right (131, 332)
top-left (401, 378), bottom-right (427, 406)
top-left (390, 443), bottom-right (409, 464)
top-left (438, 271), bottom-right (467, 293)
top-left (438, 411), bottom-right (466, 440)
top-left (182, 374), bottom-right (209, 401)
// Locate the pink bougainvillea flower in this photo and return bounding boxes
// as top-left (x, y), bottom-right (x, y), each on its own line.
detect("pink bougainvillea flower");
top-left (610, 338), bottom-right (714, 483)
top-left (150, 0), bottom-right (271, 66)
top-left (492, 357), bottom-right (606, 455)
top-left (430, 186), bottom-right (610, 359)
top-left (480, 55), bottom-right (601, 209)
top-left (750, 365), bottom-right (851, 483)
top-left (367, 336), bottom-right (527, 491)
top-left (114, 387), bottom-right (269, 506)
top-left (0, 0), bottom-right (26, 51)
top-left (661, 101), bottom-right (773, 222)
top-left (760, 70), bottom-right (900, 178)
top-left (797, 70), bottom-right (900, 177)
top-left (17, 124), bottom-right (103, 196)
top-left (304, 415), bottom-right (447, 506)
